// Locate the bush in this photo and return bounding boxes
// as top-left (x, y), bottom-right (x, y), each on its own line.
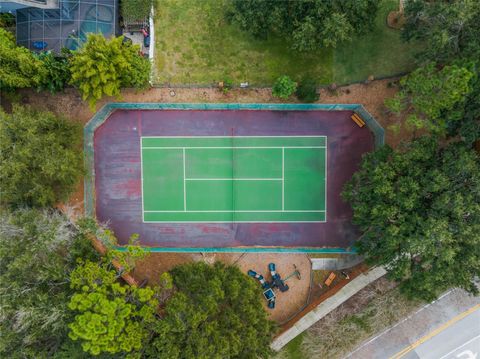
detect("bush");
top-left (0, 105), bottom-right (83, 208)
top-left (296, 78), bottom-right (319, 103)
top-left (0, 28), bottom-right (46, 90)
top-left (35, 51), bottom-right (71, 93)
top-left (272, 75), bottom-right (297, 99)
top-left (121, 0), bottom-right (152, 23)
top-left (69, 34), bottom-right (150, 109)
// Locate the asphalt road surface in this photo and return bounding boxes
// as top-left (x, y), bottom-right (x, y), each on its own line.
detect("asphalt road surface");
top-left (346, 289), bottom-right (480, 359)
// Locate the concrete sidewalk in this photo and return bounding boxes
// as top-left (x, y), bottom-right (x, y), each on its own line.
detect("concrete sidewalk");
top-left (271, 266), bottom-right (386, 351)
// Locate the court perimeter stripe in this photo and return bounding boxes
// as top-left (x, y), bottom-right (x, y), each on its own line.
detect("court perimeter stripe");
top-left (282, 147), bottom-right (285, 210)
top-left (144, 210), bottom-right (325, 213)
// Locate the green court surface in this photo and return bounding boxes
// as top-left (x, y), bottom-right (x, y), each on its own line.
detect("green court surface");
top-left (141, 136), bottom-right (327, 223)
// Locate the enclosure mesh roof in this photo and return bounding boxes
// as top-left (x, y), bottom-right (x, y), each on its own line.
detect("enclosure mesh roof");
top-left (16, 0), bottom-right (117, 52)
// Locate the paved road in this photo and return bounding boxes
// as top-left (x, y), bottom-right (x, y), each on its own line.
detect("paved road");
top-left (346, 289), bottom-right (480, 359)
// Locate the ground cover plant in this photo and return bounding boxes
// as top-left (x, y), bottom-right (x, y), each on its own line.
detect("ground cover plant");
top-left (0, 105), bottom-right (83, 208)
top-left (152, 0), bottom-right (418, 85)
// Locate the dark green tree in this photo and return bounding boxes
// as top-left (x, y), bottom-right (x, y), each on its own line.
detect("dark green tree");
top-left (0, 209), bottom-right (99, 358)
top-left (147, 262), bottom-right (275, 359)
top-left (402, 0), bottom-right (480, 64)
top-left (35, 51), bottom-right (71, 93)
top-left (0, 105), bottom-right (83, 208)
top-left (343, 137), bottom-right (480, 301)
top-left (296, 78), bottom-right (319, 103)
top-left (228, 0), bottom-right (378, 51)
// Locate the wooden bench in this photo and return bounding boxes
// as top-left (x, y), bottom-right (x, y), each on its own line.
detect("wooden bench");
top-left (324, 272), bottom-right (336, 286)
top-left (351, 113), bottom-right (366, 128)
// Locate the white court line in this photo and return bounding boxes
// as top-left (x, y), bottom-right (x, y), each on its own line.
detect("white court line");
top-left (141, 135), bottom-right (327, 138)
top-left (144, 210), bottom-right (325, 213)
top-left (325, 137), bottom-right (328, 218)
top-left (142, 146), bottom-right (326, 149)
top-left (142, 220), bottom-right (326, 224)
top-left (282, 147), bottom-right (285, 211)
top-left (183, 148), bottom-right (186, 211)
top-left (140, 141), bottom-right (145, 221)
top-left (438, 334), bottom-right (480, 359)
top-left (185, 178), bottom-right (282, 181)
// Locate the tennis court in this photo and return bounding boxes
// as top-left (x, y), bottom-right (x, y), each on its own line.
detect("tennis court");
top-left (141, 136), bottom-right (327, 223)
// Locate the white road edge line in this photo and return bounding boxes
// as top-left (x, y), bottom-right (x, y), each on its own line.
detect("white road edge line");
top-left (343, 289), bottom-right (455, 359)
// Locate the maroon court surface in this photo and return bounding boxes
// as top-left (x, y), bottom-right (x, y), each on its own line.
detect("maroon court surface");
top-left (93, 109), bottom-right (374, 249)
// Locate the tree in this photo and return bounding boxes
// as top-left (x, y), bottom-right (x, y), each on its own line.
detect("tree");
top-left (0, 208), bottom-right (99, 358)
top-left (385, 62), bottom-right (474, 133)
top-left (342, 137), bottom-right (480, 301)
top-left (147, 262), bottom-right (275, 359)
top-left (402, 0), bottom-right (480, 64)
top-left (0, 28), bottom-right (46, 90)
top-left (68, 260), bottom-right (160, 356)
top-left (69, 34), bottom-right (150, 109)
top-left (272, 75), bottom-right (297, 99)
top-left (0, 105), bottom-right (83, 208)
top-left (228, 0), bottom-right (378, 51)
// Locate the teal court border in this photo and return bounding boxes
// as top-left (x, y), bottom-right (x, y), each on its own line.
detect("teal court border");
top-left (84, 103), bottom-right (384, 253)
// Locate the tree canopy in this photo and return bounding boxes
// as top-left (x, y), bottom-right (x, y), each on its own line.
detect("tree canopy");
top-left (147, 261), bottom-right (276, 359)
top-left (227, 0), bottom-right (378, 51)
top-left (385, 62), bottom-right (474, 133)
top-left (0, 28), bottom-right (46, 91)
top-left (69, 34), bottom-right (150, 109)
top-left (0, 105), bottom-right (83, 208)
top-left (402, 0), bottom-right (480, 64)
top-left (343, 137), bottom-right (480, 301)
top-left (0, 209), bottom-right (98, 358)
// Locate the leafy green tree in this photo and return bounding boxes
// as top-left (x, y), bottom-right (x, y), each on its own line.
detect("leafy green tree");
top-left (0, 28), bottom-right (46, 90)
top-left (385, 62), bottom-right (474, 133)
top-left (272, 75), bottom-right (297, 99)
top-left (146, 262), bottom-right (275, 359)
top-left (69, 34), bottom-right (150, 109)
top-left (0, 208), bottom-right (99, 358)
top-left (296, 78), bottom-right (319, 103)
top-left (402, 0), bottom-right (480, 64)
top-left (0, 105), bottom-right (83, 208)
top-left (35, 51), bottom-right (71, 93)
top-left (343, 137), bottom-right (480, 301)
top-left (228, 0), bottom-right (378, 51)
top-left (68, 260), bottom-right (159, 356)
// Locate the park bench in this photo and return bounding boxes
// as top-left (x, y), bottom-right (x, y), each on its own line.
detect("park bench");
top-left (351, 113), bottom-right (366, 128)
top-left (324, 272), bottom-right (336, 286)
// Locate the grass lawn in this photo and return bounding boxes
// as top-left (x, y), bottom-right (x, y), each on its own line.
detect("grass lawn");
top-left (153, 0), bottom-right (418, 86)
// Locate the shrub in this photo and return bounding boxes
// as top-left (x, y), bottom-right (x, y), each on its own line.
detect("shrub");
top-left (0, 105), bottom-right (83, 208)
top-left (0, 28), bottom-right (46, 90)
top-left (35, 51), bottom-right (71, 93)
top-left (69, 34), bottom-right (150, 109)
top-left (121, 0), bottom-right (152, 23)
top-left (272, 75), bottom-right (297, 99)
top-left (296, 78), bottom-right (319, 103)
